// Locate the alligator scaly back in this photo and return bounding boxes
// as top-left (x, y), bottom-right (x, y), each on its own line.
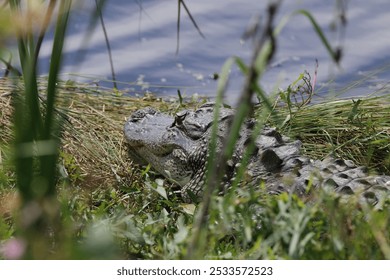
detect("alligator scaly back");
top-left (124, 103), bottom-right (390, 205)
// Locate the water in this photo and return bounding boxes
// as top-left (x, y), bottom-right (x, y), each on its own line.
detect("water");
top-left (36, 0), bottom-right (390, 104)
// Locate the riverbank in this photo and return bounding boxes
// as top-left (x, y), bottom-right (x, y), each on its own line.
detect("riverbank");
top-left (1, 78), bottom-right (389, 259)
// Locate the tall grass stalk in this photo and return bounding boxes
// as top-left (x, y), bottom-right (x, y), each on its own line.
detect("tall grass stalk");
top-left (9, 0), bottom-right (72, 258)
top-left (95, 0), bottom-right (117, 89)
top-left (176, 0), bottom-right (205, 55)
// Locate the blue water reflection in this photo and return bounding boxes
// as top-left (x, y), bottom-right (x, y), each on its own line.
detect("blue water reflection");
top-left (36, 0), bottom-right (390, 104)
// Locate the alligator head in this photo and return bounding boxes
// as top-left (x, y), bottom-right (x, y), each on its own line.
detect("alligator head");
top-left (123, 103), bottom-right (235, 190)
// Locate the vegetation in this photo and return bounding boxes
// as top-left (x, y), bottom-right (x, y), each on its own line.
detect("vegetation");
top-left (0, 0), bottom-right (389, 260)
top-left (1, 77), bottom-right (389, 259)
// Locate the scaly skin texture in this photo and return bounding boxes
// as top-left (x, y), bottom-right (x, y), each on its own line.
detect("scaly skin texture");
top-left (124, 103), bottom-right (390, 205)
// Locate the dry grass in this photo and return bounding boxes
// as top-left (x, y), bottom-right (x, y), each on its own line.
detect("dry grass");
top-left (0, 79), bottom-right (13, 145)
top-left (0, 78), bottom-right (203, 191)
top-left (1, 78), bottom-right (390, 192)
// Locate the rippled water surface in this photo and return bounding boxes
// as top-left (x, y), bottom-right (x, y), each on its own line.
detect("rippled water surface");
top-left (38, 0), bottom-right (390, 104)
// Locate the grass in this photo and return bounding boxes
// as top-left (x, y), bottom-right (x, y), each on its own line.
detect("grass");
top-left (1, 77), bottom-right (389, 259)
top-left (0, 0), bottom-right (389, 260)
top-left (276, 95), bottom-right (390, 173)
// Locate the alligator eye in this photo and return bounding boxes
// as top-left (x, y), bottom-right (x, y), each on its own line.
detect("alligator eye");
top-left (171, 111), bottom-right (188, 127)
top-left (131, 107), bottom-right (157, 120)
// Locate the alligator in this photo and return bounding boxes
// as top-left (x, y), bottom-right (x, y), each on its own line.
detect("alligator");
top-left (123, 103), bottom-right (390, 205)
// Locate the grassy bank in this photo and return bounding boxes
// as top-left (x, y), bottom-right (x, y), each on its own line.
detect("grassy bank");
top-left (1, 78), bottom-right (389, 259)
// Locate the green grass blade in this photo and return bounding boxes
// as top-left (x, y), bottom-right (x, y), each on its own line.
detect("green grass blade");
top-left (33, 0), bottom-right (56, 67)
top-left (44, 0), bottom-right (72, 139)
top-left (176, 0), bottom-right (181, 55)
top-left (40, 0), bottom-right (72, 196)
top-left (186, 57), bottom-right (234, 259)
top-left (8, 0), bottom-right (43, 138)
top-left (176, 0), bottom-right (204, 54)
top-left (179, 0), bottom-right (205, 38)
top-left (293, 9), bottom-right (340, 64)
top-left (95, 0), bottom-right (117, 89)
